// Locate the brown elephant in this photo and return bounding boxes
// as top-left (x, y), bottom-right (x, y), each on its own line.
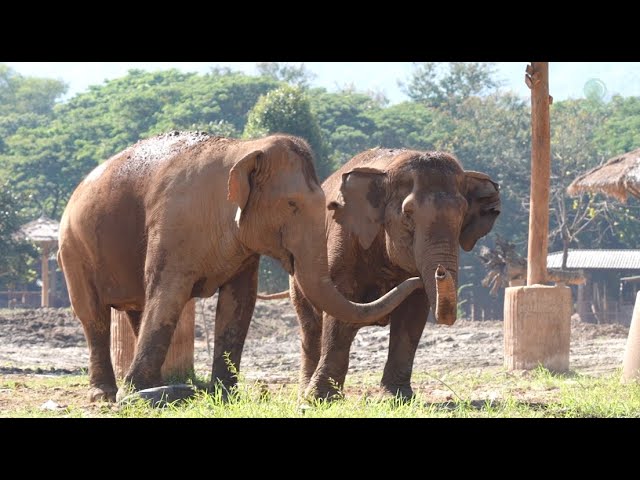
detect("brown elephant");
top-left (290, 147), bottom-right (501, 400)
top-left (57, 131), bottom-right (422, 403)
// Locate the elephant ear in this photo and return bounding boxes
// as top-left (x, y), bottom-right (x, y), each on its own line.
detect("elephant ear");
top-left (227, 149), bottom-right (263, 225)
top-left (327, 167), bottom-right (387, 250)
top-left (460, 171), bottom-right (501, 252)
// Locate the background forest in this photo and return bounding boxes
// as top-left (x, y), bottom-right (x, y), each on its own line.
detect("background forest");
top-left (1, 62), bottom-right (639, 318)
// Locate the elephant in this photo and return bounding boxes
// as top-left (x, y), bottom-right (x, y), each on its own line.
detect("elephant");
top-left (288, 147), bottom-right (501, 400)
top-left (57, 131), bottom-right (423, 403)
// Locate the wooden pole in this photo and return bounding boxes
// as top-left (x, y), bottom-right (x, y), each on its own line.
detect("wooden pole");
top-left (526, 62), bottom-right (551, 286)
top-left (41, 242), bottom-right (50, 307)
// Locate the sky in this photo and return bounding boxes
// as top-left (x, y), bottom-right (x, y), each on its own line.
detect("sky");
top-left (3, 62), bottom-right (640, 104)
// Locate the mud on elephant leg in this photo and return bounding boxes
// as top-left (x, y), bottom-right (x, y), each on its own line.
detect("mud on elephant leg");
top-left (83, 305), bottom-right (118, 402)
top-left (304, 314), bottom-right (359, 401)
top-left (210, 255), bottom-right (259, 398)
top-left (291, 280), bottom-right (323, 398)
top-left (380, 289), bottom-right (429, 402)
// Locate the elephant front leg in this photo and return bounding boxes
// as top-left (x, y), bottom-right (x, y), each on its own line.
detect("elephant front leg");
top-left (304, 314), bottom-right (359, 401)
top-left (381, 289), bottom-right (429, 401)
top-left (290, 278), bottom-right (323, 398)
top-left (210, 254), bottom-right (259, 397)
top-left (116, 278), bottom-right (193, 402)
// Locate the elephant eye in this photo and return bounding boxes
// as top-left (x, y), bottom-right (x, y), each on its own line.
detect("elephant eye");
top-left (288, 200), bottom-right (299, 214)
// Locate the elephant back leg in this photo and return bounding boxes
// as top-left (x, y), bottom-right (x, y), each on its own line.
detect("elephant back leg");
top-left (304, 313), bottom-right (360, 401)
top-left (290, 277), bottom-right (322, 398)
top-left (211, 254), bottom-right (259, 397)
top-left (59, 248), bottom-right (117, 402)
top-left (381, 289), bottom-right (429, 401)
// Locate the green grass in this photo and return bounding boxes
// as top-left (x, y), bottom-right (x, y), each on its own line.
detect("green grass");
top-left (2, 365), bottom-right (639, 418)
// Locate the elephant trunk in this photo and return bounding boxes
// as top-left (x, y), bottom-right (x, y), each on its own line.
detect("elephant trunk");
top-left (435, 265), bottom-right (457, 325)
top-left (418, 241), bottom-right (459, 326)
top-left (291, 217), bottom-right (423, 324)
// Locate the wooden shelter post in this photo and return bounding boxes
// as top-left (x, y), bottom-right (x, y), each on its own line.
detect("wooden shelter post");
top-left (527, 62), bottom-right (551, 286)
top-left (41, 242), bottom-right (50, 307)
top-left (503, 62), bottom-right (571, 373)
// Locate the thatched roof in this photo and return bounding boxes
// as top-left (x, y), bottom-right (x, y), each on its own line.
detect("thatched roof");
top-left (14, 215), bottom-right (60, 244)
top-left (567, 147), bottom-right (640, 203)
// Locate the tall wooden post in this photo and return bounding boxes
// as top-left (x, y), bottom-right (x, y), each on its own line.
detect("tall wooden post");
top-left (527, 62), bottom-right (551, 286)
top-left (503, 62), bottom-right (571, 372)
top-left (41, 242), bottom-right (50, 307)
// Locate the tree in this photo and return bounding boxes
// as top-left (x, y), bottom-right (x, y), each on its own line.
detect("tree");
top-left (0, 183), bottom-right (36, 288)
top-left (256, 62), bottom-right (316, 88)
top-left (244, 85), bottom-right (331, 178)
top-left (401, 62), bottom-right (500, 112)
top-left (548, 99), bottom-right (614, 265)
top-left (0, 64), bottom-right (67, 117)
top-left (308, 88), bottom-right (381, 166)
top-left (594, 95), bottom-right (640, 156)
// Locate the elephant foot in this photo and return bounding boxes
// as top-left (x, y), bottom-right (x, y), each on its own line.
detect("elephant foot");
top-left (379, 382), bottom-right (415, 403)
top-left (88, 384), bottom-right (117, 403)
top-left (303, 379), bottom-right (344, 403)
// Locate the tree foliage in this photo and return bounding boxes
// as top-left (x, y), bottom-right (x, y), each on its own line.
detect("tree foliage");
top-left (244, 85), bottom-right (331, 179)
top-left (0, 184), bottom-right (37, 286)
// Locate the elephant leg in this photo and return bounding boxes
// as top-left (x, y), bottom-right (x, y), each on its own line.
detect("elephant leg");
top-left (381, 289), bottom-right (429, 401)
top-left (304, 313), bottom-right (359, 401)
top-left (125, 310), bottom-right (142, 338)
top-left (211, 254), bottom-right (259, 395)
top-left (290, 278), bottom-right (322, 398)
top-left (64, 270), bottom-right (117, 402)
top-left (116, 275), bottom-right (193, 401)
top-left (81, 304), bottom-right (117, 403)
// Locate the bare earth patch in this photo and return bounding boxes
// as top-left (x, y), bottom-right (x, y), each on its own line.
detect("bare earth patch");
top-left (0, 295), bottom-right (630, 413)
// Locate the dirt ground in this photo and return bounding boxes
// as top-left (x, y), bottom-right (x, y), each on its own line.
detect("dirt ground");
top-left (0, 294), bottom-right (631, 412)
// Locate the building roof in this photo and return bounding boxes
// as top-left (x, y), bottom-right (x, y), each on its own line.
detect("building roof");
top-left (14, 216), bottom-right (60, 244)
top-left (547, 249), bottom-right (640, 270)
top-left (567, 147), bottom-right (640, 203)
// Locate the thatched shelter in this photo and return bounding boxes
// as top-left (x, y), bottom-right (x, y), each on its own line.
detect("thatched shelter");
top-left (567, 147), bottom-right (640, 381)
top-left (13, 215), bottom-right (59, 307)
top-left (567, 147), bottom-right (640, 202)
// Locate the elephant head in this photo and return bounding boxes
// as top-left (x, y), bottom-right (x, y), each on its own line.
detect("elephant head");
top-left (327, 150), bottom-right (500, 325)
top-left (226, 136), bottom-right (422, 324)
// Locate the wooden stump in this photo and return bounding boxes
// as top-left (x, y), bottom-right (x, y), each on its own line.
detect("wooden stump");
top-left (621, 291), bottom-right (640, 383)
top-left (504, 284), bottom-right (571, 372)
top-left (110, 299), bottom-right (196, 382)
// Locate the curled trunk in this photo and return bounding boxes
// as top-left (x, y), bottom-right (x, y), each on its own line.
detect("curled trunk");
top-left (435, 265), bottom-right (457, 325)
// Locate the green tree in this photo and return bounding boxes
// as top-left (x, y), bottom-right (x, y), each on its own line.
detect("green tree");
top-left (256, 62), bottom-right (316, 88)
top-left (244, 85), bottom-right (331, 178)
top-left (308, 88), bottom-right (382, 166)
top-left (0, 64), bottom-right (67, 117)
top-left (0, 183), bottom-right (37, 287)
top-left (594, 95), bottom-right (640, 156)
top-left (401, 62), bottom-right (500, 112)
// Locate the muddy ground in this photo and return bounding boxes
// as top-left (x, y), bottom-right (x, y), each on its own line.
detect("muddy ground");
top-left (0, 294), bottom-right (630, 385)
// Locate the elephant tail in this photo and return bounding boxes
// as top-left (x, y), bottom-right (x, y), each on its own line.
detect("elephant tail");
top-left (257, 291), bottom-right (290, 300)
